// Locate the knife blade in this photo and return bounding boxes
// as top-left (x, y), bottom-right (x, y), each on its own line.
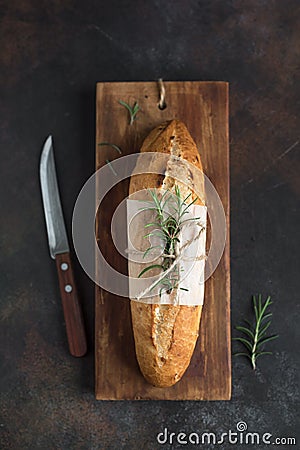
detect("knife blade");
top-left (40, 135), bottom-right (87, 357)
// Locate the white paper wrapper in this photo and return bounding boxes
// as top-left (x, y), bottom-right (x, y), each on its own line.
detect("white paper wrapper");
top-left (127, 198), bottom-right (207, 305)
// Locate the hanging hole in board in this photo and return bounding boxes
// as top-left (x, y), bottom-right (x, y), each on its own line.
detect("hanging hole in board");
top-left (158, 101), bottom-right (167, 110)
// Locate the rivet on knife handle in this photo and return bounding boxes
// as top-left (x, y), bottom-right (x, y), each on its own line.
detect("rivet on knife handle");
top-left (55, 252), bottom-right (87, 357)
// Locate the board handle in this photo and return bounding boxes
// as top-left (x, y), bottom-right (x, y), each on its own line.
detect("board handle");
top-left (55, 252), bottom-right (87, 357)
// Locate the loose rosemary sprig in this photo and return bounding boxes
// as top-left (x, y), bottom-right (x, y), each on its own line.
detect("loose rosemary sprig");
top-left (138, 186), bottom-right (199, 296)
top-left (119, 100), bottom-right (139, 125)
top-left (234, 294), bottom-right (278, 370)
top-left (105, 159), bottom-right (117, 176)
top-left (98, 142), bottom-right (122, 154)
top-left (98, 142), bottom-right (122, 175)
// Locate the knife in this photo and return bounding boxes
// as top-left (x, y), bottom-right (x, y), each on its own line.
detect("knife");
top-left (40, 135), bottom-right (87, 357)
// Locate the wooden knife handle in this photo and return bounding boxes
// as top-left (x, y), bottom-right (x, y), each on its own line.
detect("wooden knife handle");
top-left (55, 252), bottom-right (87, 357)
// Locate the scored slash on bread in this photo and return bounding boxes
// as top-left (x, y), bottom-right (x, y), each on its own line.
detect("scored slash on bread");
top-left (129, 119), bottom-right (206, 388)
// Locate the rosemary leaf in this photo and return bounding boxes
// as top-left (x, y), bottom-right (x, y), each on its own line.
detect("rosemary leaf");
top-left (144, 222), bottom-right (161, 228)
top-left (98, 142), bottom-right (122, 154)
top-left (143, 245), bottom-right (162, 259)
top-left (255, 351), bottom-right (273, 359)
top-left (257, 321), bottom-right (271, 338)
top-left (256, 334), bottom-right (279, 348)
top-left (232, 337), bottom-right (253, 352)
top-left (105, 159), bottom-right (117, 176)
top-left (138, 264), bottom-right (164, 278)
top-left (235, 325), bottom-right (255, 339)
top-left (234, 352), bottom-right (252, 360)
top-left (261, 313), bottom-right (273, 321)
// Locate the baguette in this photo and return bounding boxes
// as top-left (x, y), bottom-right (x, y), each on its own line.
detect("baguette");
top-left (129, 119), bottom-right (205, 387)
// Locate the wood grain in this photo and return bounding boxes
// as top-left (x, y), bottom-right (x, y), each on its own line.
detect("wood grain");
top-left (95, 81), bottom-right (230, 400)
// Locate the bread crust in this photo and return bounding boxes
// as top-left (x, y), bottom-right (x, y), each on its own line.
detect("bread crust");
top-left (129, 119), bottom-right (205, 387)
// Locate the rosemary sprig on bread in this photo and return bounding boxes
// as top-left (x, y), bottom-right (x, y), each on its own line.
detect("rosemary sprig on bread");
top-left (137, 186), bottom-right (201, 296)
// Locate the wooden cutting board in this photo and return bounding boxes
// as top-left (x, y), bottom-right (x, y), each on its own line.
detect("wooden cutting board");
top-left (95, 81), bottom-right (230, 400)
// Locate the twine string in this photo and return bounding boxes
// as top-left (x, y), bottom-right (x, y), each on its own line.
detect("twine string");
top-left (158, 78), bottom-right (166, 110)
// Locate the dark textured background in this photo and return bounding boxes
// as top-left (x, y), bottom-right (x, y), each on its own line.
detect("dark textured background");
top-left (0, 1), bottom-right (299, 449)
